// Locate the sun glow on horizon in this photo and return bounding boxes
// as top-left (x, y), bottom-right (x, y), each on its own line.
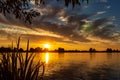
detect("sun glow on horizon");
top-left (44, 44), bottom-right (50, 49)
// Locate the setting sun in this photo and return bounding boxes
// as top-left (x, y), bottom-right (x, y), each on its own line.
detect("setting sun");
top-left (44, 44), bottom-right (50, 49)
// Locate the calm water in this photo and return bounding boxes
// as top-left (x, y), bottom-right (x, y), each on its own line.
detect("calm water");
top-left (35, 53), bottom-right (120, 80)
top-left (1, 52), bottom-right (119, 80)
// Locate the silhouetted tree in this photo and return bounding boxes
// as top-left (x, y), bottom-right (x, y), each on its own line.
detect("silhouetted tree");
top-left (30, 48), bottom-right (35, 52)
top-left (0, 0), bottom-right (89, 24)
top-left (43, 48), bottom-right (49, 52)
top-left (89, 48), bottom-right (96, 52)
top-left (0, 47), bottom-right (5, 52)
top-left (35, 47), bottom-right (42, 52)
top-left (58, 47), bottom-right (65, 52)
top-left (113, 49), bottom-right (119, 52)
top-left (6, 47), bottom-right (12, 52)
top-left (13, 47), bottom-right (17, 52)
top-left (0, 47), bottom-right (12, 52)
top-left (106, 48), bottom-right (112, 52)
top-left (18, 48), bottom-right (24, 52)
top-left (116, 49), bottom-right (119, 52)
top-left (89, 48), bottom-right (92, 52)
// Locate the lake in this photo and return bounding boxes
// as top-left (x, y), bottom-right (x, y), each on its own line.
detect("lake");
top-left (35, 52), bottom-right (120, 80)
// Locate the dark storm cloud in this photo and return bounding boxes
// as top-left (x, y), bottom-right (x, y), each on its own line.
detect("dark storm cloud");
top-left (92, 24), bottom-right (119, 40)
top-left (80, 17), bottom-right (120, 41)
top-left (32, 21), bottom-right (90, 42)
top-left (0, 13), bottom-right (26, 31)
top-left (29, 3), bottom-right (93, 42)
top-left (0, 14), bottom-right (12, 25)
top-left (68, 14), bottom-right (91, 23)
top-left (92, 18), bottom-right (110, 28)
top-left (0, 0), bottom-right (120, 43)
top-left (0, 0), bottom-right (90, 43)
top-left (67, 14), bottom-right (92, 29)
top-left (40, 6), bottom-right (65, 18)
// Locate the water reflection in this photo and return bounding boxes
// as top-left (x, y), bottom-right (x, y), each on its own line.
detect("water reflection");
top-left (45, 53), bottom-right (49, 64)
top-left (42, 53), bottom-right (120, 80)
top-left (58, 53), bottom-right (64, 59)
top-left (90, 53), bottom-right (96, 60)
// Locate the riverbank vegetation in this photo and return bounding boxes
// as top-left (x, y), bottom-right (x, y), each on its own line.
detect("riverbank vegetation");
top-left (0, 37), bottom-right (45, 80)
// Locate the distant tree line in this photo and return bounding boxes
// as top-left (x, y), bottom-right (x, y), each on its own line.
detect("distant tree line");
top-left (89, 48), bottom-right (119, 52)
top-left (0, 47), bottom-right (48, 52)
top-left (0, 47), bottom-right (120, 53)
top-left (106, 48), bottom-right (119, 52)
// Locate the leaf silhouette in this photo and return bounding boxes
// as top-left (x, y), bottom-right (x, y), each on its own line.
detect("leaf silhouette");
top-left (0, 0), bottom-right (89, 24)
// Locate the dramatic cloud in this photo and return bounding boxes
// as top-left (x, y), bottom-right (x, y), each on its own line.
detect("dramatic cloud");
top-left (92, 24), bottom-right (119, 40)
top-left (0, 0), bottom-right (120, 49)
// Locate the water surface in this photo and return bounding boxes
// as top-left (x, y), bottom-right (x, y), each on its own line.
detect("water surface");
top-left (36, 53), bottom-right (120, 80)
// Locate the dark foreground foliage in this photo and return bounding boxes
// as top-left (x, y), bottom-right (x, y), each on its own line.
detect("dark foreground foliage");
top-left (0, 0), bottom-right (89, 24)
top-left (0, 37), bottom-right (45, 80)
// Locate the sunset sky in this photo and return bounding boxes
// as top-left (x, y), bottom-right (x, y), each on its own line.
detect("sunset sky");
top-left (0, 0), bottom-right (120, 50)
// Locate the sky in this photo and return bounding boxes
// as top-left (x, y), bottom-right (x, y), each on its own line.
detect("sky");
top-left (0, 0), bottom-right (120, 50)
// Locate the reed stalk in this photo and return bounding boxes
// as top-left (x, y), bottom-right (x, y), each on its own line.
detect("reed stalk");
top-left (0, 37), bottom-right (45, 80)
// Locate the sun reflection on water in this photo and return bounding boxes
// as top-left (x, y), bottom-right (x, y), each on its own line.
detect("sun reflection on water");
top-left (45, 53), bottom-right (49, 64)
